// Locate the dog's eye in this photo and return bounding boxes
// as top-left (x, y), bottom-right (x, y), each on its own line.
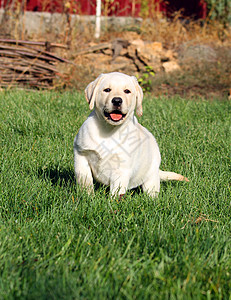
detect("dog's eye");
top-left (104, 88), bottom-right (111, 93)
top-left (124, 89), bottom-right (131, 94)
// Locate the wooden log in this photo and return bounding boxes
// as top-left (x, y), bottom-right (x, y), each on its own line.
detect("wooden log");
top-left (0, 45), bottom-right (73, 64)
top-left (0, 80), bottom-right (53, 88)
top-left (0, 39), bottom-right (68, 49)
top-left (0, 76), bottom-right (56, 82)
top-left (0, 59), bottom-right (59, 73)
top-left (75, 43), bottom-right (112, 56)
top-left (0, 44), bottom-right (38, 53)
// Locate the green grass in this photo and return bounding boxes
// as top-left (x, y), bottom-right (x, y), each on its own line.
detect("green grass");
top-left (0, 91), bottom-right (230, 299)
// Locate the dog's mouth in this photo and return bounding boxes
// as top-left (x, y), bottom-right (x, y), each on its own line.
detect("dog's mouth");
top-left (104, 110), bottom-right (126, 122)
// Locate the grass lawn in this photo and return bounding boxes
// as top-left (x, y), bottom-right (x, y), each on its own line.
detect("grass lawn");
top-left (0, 91), bottom-right (230, 299)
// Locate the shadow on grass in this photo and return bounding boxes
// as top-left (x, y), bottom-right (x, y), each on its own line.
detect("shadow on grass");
top-left (38, 166), bottom-right (75, 187)
top-left (94, 181), bottom-right (143, 196)
top-left (38, 166), bottom-right (173, 197)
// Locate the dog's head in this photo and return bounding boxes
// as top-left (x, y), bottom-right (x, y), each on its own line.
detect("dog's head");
top-left (85, 72), bottom-right (143, 126)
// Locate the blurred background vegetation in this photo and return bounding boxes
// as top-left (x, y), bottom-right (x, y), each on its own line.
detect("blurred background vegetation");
top-left (0, 0), bottom-right (230, 97)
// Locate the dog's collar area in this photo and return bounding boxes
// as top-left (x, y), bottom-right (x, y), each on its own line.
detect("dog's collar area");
top-left (104, 110), bottom-right (126, 122)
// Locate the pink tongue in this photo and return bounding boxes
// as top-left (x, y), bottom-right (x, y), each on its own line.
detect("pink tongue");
top-left (110, 113), bottom-right (123, 121)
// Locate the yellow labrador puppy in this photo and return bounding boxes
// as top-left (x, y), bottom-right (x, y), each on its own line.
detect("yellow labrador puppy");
top-left (74, 72), bottom-right (188, 198)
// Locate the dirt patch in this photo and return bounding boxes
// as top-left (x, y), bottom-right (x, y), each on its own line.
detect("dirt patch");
top-left (151, 46), bottom-right (231, 99)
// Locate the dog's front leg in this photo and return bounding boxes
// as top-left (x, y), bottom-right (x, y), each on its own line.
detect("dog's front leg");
top-left (74, 151), bottom-right (94, 194)
top-left (110, 172), bottom-right (130, 197)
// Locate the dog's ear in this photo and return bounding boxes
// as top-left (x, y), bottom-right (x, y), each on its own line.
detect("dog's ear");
top-left (85, 74), bottom-right (104, 110)
top-left (131, 76), bottom-right (143, 117)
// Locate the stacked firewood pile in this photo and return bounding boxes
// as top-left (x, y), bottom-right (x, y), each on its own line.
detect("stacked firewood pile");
top-left (0, 39), bottom-right (72, 89)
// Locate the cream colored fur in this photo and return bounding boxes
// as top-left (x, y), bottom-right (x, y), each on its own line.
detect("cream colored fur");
top-left (74, 72), bottom-right (188, 198)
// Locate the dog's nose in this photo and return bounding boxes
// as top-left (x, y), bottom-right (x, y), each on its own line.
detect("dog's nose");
top-left (112, 97), bottom-right (123, 107)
